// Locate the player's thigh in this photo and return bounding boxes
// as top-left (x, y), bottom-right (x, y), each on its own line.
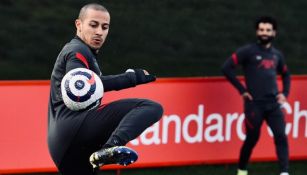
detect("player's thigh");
top-left (266, 106), bottom-right (286, 136)
top-left (244, 100), bottom-right (264, 132)
top-left (74, 98), bottom-right (151, 145)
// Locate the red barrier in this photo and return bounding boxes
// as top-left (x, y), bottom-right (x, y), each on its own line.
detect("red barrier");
top-left (0, 76), bottom-right (306, 174)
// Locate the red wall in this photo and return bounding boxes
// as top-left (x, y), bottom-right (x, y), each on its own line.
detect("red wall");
top-left (0, 76), bottom-right (306, 174)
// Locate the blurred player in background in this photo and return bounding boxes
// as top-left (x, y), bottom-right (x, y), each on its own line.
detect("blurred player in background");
top-left (48, 3), bottom-right (163, 175)
top-left (222, 16), bottom-right (291, 175)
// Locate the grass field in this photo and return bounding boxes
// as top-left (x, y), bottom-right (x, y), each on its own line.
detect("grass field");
top-left (22, 160), bottom-right (307, 175)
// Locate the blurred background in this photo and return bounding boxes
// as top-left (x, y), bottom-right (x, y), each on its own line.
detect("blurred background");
top-left (0, 0), bottom-right (306, 174)
top-left (1, 0), bottom-right (307, 80)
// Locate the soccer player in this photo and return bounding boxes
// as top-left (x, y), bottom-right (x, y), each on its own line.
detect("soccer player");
top-left (222, 16), bottom-right (291, 175)
top-left (48, 3), bottom-right (163, 175)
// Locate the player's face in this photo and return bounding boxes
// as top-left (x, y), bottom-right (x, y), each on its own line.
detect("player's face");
top-left (256, 23), bottom-right (276, 45)
top-left (76, 9), bottom-right (110, 50)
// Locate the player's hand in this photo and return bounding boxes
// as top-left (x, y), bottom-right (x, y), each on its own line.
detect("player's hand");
top-left (276, 93), bottom-right (287, 105)
top-left (126, 69), bottom-right (156, 84)
top-left (242, 92), bottom-right (253, 101)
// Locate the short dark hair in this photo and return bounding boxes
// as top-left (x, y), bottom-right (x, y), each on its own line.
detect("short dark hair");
top-left (255, 16), bottom-right (277, 30)
top-left (78, 3), bottom-right (108, 20)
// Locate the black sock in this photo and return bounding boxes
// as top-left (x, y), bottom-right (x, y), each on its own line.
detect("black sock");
top-left (103, 135), bottom-right (125, 148)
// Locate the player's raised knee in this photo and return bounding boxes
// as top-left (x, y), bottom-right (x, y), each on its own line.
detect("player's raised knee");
top-left (144, 100), bottom-right (163, 119)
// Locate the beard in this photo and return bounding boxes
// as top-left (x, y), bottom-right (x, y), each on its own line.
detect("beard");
top-left (257, 35), bottom-right (275, 45)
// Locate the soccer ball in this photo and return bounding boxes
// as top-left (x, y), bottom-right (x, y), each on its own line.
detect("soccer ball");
top-left (61, 68), bottom-right (104, 111)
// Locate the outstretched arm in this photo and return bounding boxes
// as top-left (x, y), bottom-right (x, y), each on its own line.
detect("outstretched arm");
top-left (65, 50), bottom-right (156, 92)
top-left (101, 69), bottom-right (156, 92)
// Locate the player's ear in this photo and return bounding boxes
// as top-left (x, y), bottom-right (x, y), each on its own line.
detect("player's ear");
top-left (255, 28), bottom-right (259, 36)
top-left (75, 19), bottom-right (82, 32)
